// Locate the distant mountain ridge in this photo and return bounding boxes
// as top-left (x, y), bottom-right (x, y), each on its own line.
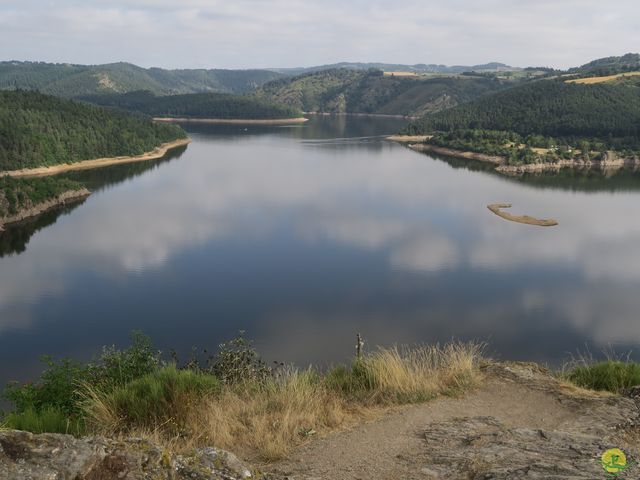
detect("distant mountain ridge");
top-left (0, 60), bottom-right (522, 98)
top-left (270, 62), bottom-right (519, 76)
top-left (0, 61), bottom-right (284, 97)
top-left (256, 68), bottom-right (524, 117)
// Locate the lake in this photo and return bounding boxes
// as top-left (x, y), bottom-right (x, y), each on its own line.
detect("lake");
top-left (2, 115), bottom-right (640, 386)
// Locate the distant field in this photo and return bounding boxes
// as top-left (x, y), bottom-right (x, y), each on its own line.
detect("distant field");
top-left (383, 71), bottom-right (419, 77)
top-left (566, 71), bottom-right (640, 84)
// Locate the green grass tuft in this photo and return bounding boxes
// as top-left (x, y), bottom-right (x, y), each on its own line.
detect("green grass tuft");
top-left (2, 406), bottom-right (85, 435)
top-left (564, 360), bottom-right (640, 393)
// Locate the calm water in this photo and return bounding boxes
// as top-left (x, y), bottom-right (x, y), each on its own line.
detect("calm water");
top-left (2, 115), bottom-right (640, 386)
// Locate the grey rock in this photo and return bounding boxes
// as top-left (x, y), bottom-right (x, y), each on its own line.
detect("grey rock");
top-left (483, 362), bottom-right (640, 436)
top-left (420, 416), bottom-right (635, 479)
top-left (0, 429), bottom-right (276, 480)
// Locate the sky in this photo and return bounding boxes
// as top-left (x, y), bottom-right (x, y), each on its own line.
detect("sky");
top-left (1, 0), bottom-right (639, 70)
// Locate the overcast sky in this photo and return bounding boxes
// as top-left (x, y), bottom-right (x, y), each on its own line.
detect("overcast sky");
top-left (1, 0), bottom-right (638, 70)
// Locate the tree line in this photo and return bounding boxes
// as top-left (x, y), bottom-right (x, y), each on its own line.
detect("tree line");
top-left (79, 91), bottom-right (302, 120)
top-left (0, 90), bottom-right (186, 170)
top-left (405, 78), bottom-right (640, 151)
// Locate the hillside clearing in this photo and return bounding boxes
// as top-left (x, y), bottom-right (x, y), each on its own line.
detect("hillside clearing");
top-left (565, 71), bottom-right (640, 84)
top-left (383, 71), bottom-right (419, 77)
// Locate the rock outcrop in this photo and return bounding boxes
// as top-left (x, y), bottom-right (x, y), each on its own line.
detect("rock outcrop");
top-left (417, 363), bottom-right (640, 479)
top-left (420, 416), bottom-right (627, 479)
top-left (0, 430), bottom-right (279, 480)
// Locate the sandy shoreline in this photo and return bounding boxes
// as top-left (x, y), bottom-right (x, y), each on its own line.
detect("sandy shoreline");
top-left (0, 138), bottom-right (191, 178)
top-left (386, 135), bottom-right (431, 143)
top-left (407, 143), bottom-right (504, 164)
top-left (0, 188), bottom-right (91, 231)
top-left (305, 112), bottom-right (418, 120)
top-left (153, 117), bottom-right (308, 125)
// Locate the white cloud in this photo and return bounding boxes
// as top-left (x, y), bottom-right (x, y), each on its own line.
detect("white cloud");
top-left (0, 0), bottom-right (638, 68)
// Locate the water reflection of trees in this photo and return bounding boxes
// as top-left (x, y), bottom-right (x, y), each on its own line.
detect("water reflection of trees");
top-left (424, 151), bottom-right (640, 193)
top-left (0, 147), bottom-right (187, 257)
top-left (63, 146), bottom-right (187, 192)
top-left (180, 115), bottom-right (408, 142)
top-left (0, 200), bottom-right (87, 257)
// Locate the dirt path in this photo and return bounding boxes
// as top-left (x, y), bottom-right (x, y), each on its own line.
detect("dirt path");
top-left (267, 363), bottom-right (639, 479)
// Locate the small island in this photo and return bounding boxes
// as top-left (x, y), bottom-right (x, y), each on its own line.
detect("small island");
top-left (487, 203), bottom-right (558, 227)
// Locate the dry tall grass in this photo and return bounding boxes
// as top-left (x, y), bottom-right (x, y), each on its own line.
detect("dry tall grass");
top-left (82, 342), bottom-right (483, 461)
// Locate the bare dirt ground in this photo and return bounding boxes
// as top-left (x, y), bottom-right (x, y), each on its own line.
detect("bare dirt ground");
top-left (266, 363), bottom-right (639, 479)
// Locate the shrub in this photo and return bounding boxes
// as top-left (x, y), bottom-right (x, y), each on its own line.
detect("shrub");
top-left (2, 331), bottom-right (162, 435)
top-left (83, 365), bottom-right (220, 433)
top-left (87, 331), bottom-right (161, 388)
top-left (3, 357), bottom-right (88, 416)
top-left (209, 332), bottom-right (271, 385)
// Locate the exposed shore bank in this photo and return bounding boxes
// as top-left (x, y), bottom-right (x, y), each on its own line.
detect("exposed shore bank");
top-left (307, 112), bottom-right (418, 120)
top-left (154, 117), bottom-right (308, 125)
top-left (386, 135), bottom-right (431, 143)
top-left (407, 142), bottom-right (504, 164)
top-left (497, 155), bottom-right (640, 175)
top-left (0, 188), bottom-right (91, 231)
top-left (0, 138), bottom-right (191, 178)
top-left (395, 139), bottom-right (640, 175)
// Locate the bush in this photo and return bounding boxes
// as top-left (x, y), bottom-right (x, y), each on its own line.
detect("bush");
top-left (209, 332), bottom-right (271, 385)
top-left (3, 332), bottom-right (485, 462)
top-left (83, 365), bottom-right (220, 432)
top-left (564, 361), bottom-right (640, 393)
top-left (87, 331), bottom-right (161, 388)
top-left (2, 331), bottom-right (162, 435)
top-left (3, 357), bottom-right (88, 416)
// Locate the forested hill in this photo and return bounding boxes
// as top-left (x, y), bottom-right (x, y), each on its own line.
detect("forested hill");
top-left (78, 91), bottom-right (303, 120)
top-left (271, 61), bottom-right (518, 76)
top-left (0, 90), bottom-right (186, 170)
top-left (404, 77), bottom-right (640, 148)
top-left (256, 69), bottom-right (515, 116)
top-left (0, 61), bottom-right (283, 98)
top-left (570, 53), bottom-right (640, 76)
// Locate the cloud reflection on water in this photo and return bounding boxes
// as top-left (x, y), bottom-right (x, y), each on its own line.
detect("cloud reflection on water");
top-left (1, 121), bottom-right (640, 368)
